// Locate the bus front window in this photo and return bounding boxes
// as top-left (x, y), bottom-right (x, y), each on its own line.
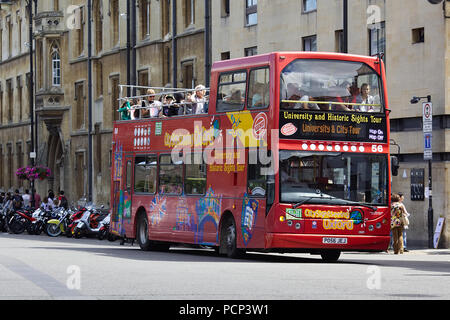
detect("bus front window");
top-left (280, 151), bottom-right (388, 206)
top-left (280, 59), bottom-right (384, 113)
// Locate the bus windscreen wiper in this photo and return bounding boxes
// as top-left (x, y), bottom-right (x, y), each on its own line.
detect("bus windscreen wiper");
top-left (293, 197), bottom-right (315, 209)
top-left (292, 190), bottom-right (335, 209)
top-left (333, 199), bottom-right (378, 212)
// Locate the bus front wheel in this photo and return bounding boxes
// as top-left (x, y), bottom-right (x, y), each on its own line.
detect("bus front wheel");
top-left (137, 213), bottom-right (152, 251)
top-left (320, 250), bottom-right (341, 262)
top-left (220, 217), bottom-right (245, 259)
top-left (136, 213), bottom-right (170, 252)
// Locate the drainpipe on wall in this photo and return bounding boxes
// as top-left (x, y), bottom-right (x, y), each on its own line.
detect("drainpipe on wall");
top-left (87, 0), bottom-right (93, 203)
top-left (204, 0), bottom-right (211, 87)
top-left (172, 0), bottom-right (177, 88)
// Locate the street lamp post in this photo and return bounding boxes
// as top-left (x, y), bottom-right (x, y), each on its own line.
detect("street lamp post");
top-left (343, 0), bottom-right (348, 53)
top-left (411, 95), bottom-right (433, 248)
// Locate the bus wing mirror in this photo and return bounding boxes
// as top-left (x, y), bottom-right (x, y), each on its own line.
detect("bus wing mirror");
top-left (391, 156), bottom-right (400, 177)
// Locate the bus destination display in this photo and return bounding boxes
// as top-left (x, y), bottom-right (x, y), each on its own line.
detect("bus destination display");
top-left (280, 111), bottom-right (387, 143)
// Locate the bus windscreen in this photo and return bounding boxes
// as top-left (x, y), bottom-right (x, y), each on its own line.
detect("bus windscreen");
top-left (280, 150), bottom-right (388, 206)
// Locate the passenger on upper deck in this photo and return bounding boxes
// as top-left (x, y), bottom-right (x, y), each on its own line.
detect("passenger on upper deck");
top-left (332, 81), bottom-right (355, 112)
top-left (284, 83), bottom-right (319, 110)
top-left (174, 92), bottom-right (186, 115)
top-left (162, 95), bottom-right (180, 117)
top-left (141, 89), bottom-right (163, 118)
top-left (251, 83), bottom-right (269, 108)
top-left (354, 83), bottom-right (375, 112)
top-left (130, 98), bottom-right (141, 119)
top-left (118, 100), bottom-right (132, 120)
top-left (187, 84), bottom-right (208, 114)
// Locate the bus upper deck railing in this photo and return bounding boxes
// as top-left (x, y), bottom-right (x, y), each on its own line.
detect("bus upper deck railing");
top-left (117, 85), bottom-right (210, 120)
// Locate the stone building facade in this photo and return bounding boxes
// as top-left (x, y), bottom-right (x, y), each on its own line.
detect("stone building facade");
top-left (0, 0), bottom-right (206, 206)
top-left (211, 0), bottom-right (450, 248)
top-left (1, 0), bottom-right (449, 248)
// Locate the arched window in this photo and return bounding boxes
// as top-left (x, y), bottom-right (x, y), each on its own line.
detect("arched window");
top-left (52, 47), bottom-right (61, 86)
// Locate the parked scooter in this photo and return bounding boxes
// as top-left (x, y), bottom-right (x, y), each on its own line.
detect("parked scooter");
top-left (72, 205), bottom-right (110, 239)
top-left (65, 207), bottom-right (87, 237)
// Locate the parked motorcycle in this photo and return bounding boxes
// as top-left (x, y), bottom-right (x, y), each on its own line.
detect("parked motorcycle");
top-left (28, 207), bottom-right (56, 235)
top-left (46, 208), bottom-right (74, 237)
top-left (0, 201), bottom-right (14, 232)
top-left (0, 204), bottom-right (7, 232)
top-left (8, 208), bottom-right (35, 235)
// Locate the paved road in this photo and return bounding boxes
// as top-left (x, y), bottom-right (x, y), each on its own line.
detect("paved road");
top-left (0, 233), bottom-right (449, 300)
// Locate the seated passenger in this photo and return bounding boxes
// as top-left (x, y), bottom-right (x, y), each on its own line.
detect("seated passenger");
top-left (174, 92), bottom-right (186, 115)
top-left (251, 83), bottom-right (269, 108)
top-left (229, 88), bottom-right (243, 104)
top-left (331, 82), bottom-right (354, 111)
top-left (141, 89), bottom-right (163, 118)
top-left (164, 95), bottom-right (181, 117)
top-left (187, 84), bottom-right (208, 114)
top-left (118, 100), bottom-right (132, 120)
top-left (130, 98), bottom-right (141, 119)
top-left (355, 83), bottom-right (375, 112)
top-left (299, 94), bottom-right (320, 110)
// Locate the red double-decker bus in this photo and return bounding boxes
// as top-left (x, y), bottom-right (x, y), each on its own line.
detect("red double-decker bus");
top-left (111, 52), bottom-right (393, 262)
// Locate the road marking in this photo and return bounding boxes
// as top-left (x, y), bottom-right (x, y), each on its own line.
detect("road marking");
top-left (0, 255), bottom-right (84, 299)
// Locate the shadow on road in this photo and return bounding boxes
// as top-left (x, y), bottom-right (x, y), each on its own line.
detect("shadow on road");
top-left (2, 233), bottom-right (450, 274)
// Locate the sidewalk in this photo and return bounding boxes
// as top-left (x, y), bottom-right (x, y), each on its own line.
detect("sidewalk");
top-left (403, 248), bottom-right (450, 255)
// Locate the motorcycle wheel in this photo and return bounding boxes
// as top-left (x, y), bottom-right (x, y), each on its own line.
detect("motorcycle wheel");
top-left (107, 233), bottom-right (117, 242)
top-left (9, 220), bottom-right (25, 234)
top-left (27, 224), bottom-right (36, 235)
top-left (35, 224), bottom-right (43, 236)
top-left (46, 223), bottom-right (62, 237)
top-left (73, 227), bottom-right (83, 239)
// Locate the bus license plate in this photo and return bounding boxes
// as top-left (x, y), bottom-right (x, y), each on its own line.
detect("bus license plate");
top-left (322, 237), bottom-right (347, 245)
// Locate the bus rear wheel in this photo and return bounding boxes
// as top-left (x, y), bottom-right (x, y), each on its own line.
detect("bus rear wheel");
top-left (220, 217), bottom-right (245, 259)
top-left (320, 250), bottom-right (341, 262)
top-left (136, 213), bottom-right (170, 252)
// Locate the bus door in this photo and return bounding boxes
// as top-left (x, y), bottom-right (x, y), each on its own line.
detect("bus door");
top-left (111, 147), bottom-right (124, 236)
top-left (243, 149), bottom-right (272, 249)
top-left (122, 156), bottom-right (134, 237)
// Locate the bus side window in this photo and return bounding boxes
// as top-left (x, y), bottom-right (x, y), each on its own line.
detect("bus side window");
top-left (247, 149), bottom-right (268, 198)
top-left (159, 154), bottom-right (183, 195)
top-left (134, 155), bottom-right (157, 194)
top-left (126, 161), bottom-right (132, 192)
top-left (184, 153), bottom-right (206, 195)
top-left (216, 71), bottom-right (247, 112)
top-left (248, 67), bottom-right (270, 109)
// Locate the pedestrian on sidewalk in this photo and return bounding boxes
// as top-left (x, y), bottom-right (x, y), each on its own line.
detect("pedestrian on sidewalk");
top-left (57, 190), bottom-right (69, 209)
top-left (33, 188), bottom-right (41, 209)
top-left (391, 194), bottom-right (407, 254)
top-left (22, 189), bottom-right (31, 208)
top-left (398, 192), bottom-right (410, 252)
top-left (12, 189), bottom-right (24, 210)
